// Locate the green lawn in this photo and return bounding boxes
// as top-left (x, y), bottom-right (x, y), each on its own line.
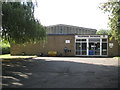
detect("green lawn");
top-left (0, 54), bottom-right (37, 59)
top-left (113, 57), bottom-right (120, 59)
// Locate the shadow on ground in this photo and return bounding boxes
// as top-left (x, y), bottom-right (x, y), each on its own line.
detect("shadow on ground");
top-left (2, 57), bottom-right (118, 88)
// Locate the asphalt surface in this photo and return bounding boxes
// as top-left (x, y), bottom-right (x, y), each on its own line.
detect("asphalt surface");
top-left (2, 57), bottom-right (118, 88)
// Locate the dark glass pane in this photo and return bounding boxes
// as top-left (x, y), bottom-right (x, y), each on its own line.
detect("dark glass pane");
top-left (102, 39), bottom-right (107, 42)
top-left (89, 43), bottom-right (94, 50)
top-left (76, 39), bottom-right (86, 41)
top-left (82, 51), bottom-right (87, 55)
top-left (82, 39), bottom-right (86, 41)
top-left (76, 39), bottom-right (82, 41)
top-left (89, 39), bottom-right (100, 42)
top-left (95, 43), bottom-right (100, 50)
top-left (102, 43), bottom-right (107, 55)
top-left (76, 43), bottom-right (80, 50)
top-left (102, 43), bottom-right (107, 49)
top-left (76, 51), bottom-right (80, 55)
top-left (82, 43), bottom-right (87, 50)
top-left (95, 50), bottom-right (100, 55)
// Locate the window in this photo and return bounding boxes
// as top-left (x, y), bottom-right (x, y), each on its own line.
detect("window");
top-left (65, 40), bottom-right (70, 43)
top-left (102, 39), bottom-right (107, 42)
top-left (76, 39), bottom-right (86, 41)
top-left (102, 43), bottom-right (107, 55)
top-left (89, 39), bottom-right (100, 42)
top-left (60, 29), bottom-right (62, 33)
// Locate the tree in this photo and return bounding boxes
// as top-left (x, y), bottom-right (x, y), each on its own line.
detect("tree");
top-left (1, 2), bottom-right (46, 44)
top-left (99, 0), bottom-right (120, 44)
top-left (96, 29), bottom-right (112, 35)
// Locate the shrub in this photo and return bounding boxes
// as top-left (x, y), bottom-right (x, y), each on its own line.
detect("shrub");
top-left (2, 42), bottom-right (10, 54)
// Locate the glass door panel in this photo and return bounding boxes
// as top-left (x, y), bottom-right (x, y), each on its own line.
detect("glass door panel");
top-left (94, 43), bottom-right (100, 55)
top-left (89, 43), bottom-right (94, 55)
top-left (76, 43), bottom-right (82, 55)
top-left (76, 43), bottom-right (80, 55)
top-left (89, 39), bottom-right (100, 56)
top-left (102, 43), bottom-right (107, 55)
top-left (89, 42), bottom-right (100, 55)
top-left (75, 39), bottom-right (87, 55)
top-left (82, 43), bottom-right (87, 55)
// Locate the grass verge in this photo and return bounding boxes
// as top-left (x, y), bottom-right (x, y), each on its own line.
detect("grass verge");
top-left (114, 57), bottom-right (120, 58)
top-left (0, 54), bottom-right (37, 59)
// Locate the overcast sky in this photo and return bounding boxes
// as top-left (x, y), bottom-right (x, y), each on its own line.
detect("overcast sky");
top-left (34, 0), bottom-right (110, 31)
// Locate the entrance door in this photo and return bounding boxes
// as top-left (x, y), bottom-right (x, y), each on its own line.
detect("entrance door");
top-left (75, 39), bottom-right (87, 56)
top-left (89, 42), bottom-right (100, 55)
top-left (75, 35), bottom-right (108, 56)
top-left (89, 39), bottom-right (100, 55)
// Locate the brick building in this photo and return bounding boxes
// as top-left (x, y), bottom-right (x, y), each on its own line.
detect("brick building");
top-left (11, 24), bottom-right (120, 56)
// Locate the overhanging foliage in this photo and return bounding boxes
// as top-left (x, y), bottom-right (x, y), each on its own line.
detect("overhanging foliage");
top-left (99, 0), bottom-right (120, 44)
top-left (2, 2), bottom-right (46, 44)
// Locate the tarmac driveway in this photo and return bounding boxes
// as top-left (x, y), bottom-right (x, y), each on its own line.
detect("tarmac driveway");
top-left (2, 57), bottom-right (118, 88)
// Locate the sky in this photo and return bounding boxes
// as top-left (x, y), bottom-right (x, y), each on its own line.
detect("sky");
top-left (34, 0), bottom-right (110, 31)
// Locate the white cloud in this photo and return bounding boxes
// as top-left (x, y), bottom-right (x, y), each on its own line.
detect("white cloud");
top-left (34, 0), bottom-right (110, 30)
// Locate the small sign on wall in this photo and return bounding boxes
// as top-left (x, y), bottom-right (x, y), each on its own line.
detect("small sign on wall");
top-left (65, 40), bottom-right (70, 43)
top-left (109, 43), bottom-right (113, 48)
